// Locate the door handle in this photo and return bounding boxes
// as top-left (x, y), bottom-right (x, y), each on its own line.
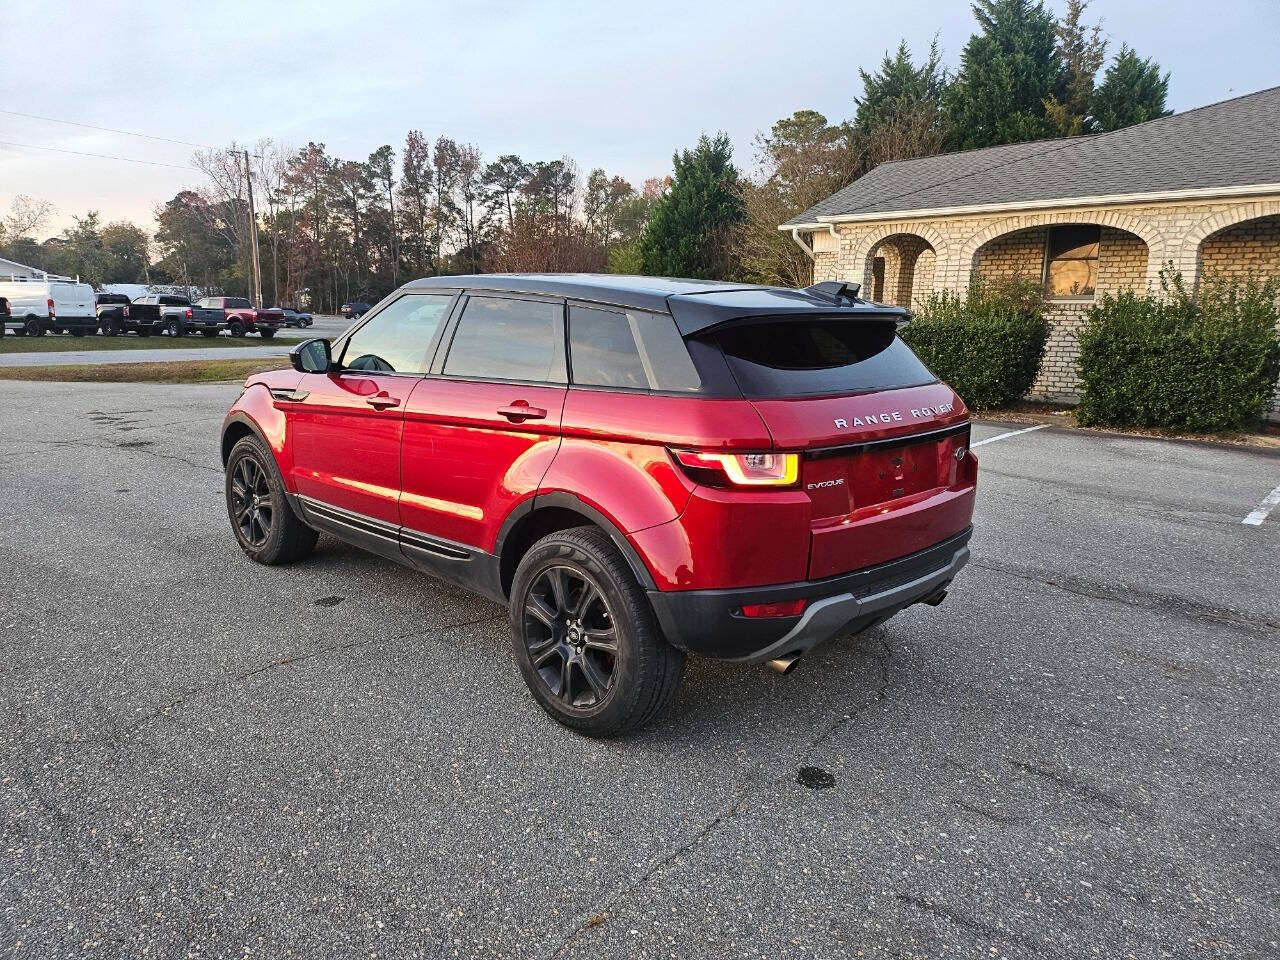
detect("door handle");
top-left (497, 400), bottom-right (547, 422)
top-left (366, 392), bottom-right (401, 410)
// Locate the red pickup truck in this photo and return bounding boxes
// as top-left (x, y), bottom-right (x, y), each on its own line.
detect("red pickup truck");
top-left (197, 297), bottom-right (286, 339)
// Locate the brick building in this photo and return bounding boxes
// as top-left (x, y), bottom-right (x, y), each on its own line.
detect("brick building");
top-left (779, 87), bottom-right (1280, 407)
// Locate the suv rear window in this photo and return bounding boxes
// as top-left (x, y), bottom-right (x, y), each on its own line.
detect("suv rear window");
top-left (713, 317), bottom-right (935, 397)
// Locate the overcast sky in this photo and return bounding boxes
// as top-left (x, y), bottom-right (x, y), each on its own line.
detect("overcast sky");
top-left (3, 0), bottom-right (1278, 239)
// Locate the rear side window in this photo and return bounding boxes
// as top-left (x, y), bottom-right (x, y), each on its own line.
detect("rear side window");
top-left (569, 305), bottom-right (646, 389)
top-left (443, 296), bottom-right (566, 383)
top-left (225, 297), bottom-right (252, 309)
top-left (713, 317), bottom-right (935, 397)
top-left (340, 294), bottom-right (452, 374)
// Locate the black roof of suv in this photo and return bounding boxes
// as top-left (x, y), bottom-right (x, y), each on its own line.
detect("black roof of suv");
top-left (402, 274), bottom-right (909, 334)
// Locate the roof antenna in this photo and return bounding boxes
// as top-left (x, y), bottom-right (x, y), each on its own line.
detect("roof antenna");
top-left (804, 280), bottom-right (861, 303)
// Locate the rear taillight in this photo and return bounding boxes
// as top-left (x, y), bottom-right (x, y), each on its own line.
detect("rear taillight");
top-left (46, 297), bottom-right (55, 318)
top-left (671, 449), bottom-right (799, 488)
top-left (122, 305), bottom-right (130, 317)
top-left (740, 598), bottom-right (807, 618)
top-left (184, 308), bottom-right (193, 319)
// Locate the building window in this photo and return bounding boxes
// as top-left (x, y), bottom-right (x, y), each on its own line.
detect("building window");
top-left (1044, 225), bottom-right (1100, 299)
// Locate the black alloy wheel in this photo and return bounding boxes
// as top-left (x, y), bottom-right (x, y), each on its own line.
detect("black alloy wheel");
top-left (229, 453), bottom-right (273, 548)
top-left (523, 565), bottom-right (619, 708)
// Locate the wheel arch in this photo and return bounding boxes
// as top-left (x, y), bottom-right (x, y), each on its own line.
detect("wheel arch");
top-left (496, 492), bottom-right (657, 599)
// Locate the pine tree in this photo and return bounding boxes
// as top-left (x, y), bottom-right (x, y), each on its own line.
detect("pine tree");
top-left (638, 133), bottom-right (744, 280)
top-left (854, 40), bottom-right (948, 132)
top-left (1044, 0), bottom-right (1107, 136)
top-left (1092, 45), bottom-right (1171, 132)
top-left (945, 0), bottom-right (1063, 149)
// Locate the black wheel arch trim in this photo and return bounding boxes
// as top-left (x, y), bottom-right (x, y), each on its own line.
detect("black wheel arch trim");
top-left (220, 410), bottom-right (271, 466)
top-left (497, 492), bottom-right (658, 594)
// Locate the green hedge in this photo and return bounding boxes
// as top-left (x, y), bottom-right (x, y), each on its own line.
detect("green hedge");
top-left (903, 279), bottom-right (1051, 410)
top-left (1076, 276), bottom-right (1280, 433)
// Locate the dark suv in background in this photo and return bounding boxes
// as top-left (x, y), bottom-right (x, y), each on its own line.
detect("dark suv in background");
top-left (221, 274), bottom-right (977, 735)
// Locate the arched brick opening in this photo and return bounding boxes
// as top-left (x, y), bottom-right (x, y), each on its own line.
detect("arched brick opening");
top-left (969, 223), bottom-right (1150, 298)
top-left (957, 211), bottom-right (1164, 292)
top-left (1188, 209), bottom-right (1280, 286)
top-left (860, 231), bottom-right (940, 308)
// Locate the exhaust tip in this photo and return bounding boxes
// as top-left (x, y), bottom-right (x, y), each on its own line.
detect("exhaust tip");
top-left (923, 588), bottom-right (948, 607)
top-left (767, 652), bottom-right (802, 675)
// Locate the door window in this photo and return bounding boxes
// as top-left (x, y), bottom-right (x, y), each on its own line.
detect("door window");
top-left (568, 305), bottom-right (647, 389)
top-left (442, 296), bottom-right (566, 383)
top-left (339, 294), bottom-right (452, 374)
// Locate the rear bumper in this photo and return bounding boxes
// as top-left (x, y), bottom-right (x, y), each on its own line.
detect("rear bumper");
top-left (646, 528), bottom-right (971, 663)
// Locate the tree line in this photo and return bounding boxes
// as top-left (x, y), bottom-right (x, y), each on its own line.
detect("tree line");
top-left (0, 0), bottom-right (1168, 307)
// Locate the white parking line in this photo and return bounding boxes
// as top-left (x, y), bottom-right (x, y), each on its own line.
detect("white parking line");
top-left (971, 424), bottom-right (1048, 448)
top-left (1242, 484), bottom-right (1280, 526)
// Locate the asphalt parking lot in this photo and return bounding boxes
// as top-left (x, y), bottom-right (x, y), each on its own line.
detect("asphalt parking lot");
top-left (1, 381), bottom-right (1277, 959)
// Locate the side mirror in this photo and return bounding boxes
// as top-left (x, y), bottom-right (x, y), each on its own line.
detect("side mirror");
top-left (290, 338), bottom-right (332, 373)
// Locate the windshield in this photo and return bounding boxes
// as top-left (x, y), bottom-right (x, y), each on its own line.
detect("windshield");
top-left (713, 317), bottom-right (936, 398)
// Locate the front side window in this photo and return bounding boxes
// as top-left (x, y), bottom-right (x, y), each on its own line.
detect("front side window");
top-left (340, 294), bottom-right (452, 374)
top-left (1045, 225), bottom-right (1100, 299)
top-left (443, 296), bottom-right (566, 383)
top-left (569, 305), bottom-right (647, 389)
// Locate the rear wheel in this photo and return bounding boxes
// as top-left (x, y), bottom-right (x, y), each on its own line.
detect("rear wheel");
top-left (225, 435), bottom-right (317, 564)
top-left (167, 319), bottom-right (183, 338)
top-left (229, 320), bottom-right (245, 338)
top-left (510, 527), bottom-right (685, 737)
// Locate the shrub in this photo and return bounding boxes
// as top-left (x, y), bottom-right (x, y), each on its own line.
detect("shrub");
top-left (1076, 274), bottom-right (1280, 432)
top-left (903, 278), bottom-right (1051, 410)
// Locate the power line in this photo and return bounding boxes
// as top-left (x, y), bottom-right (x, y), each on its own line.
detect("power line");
top-left (0, 140), bottom-right (193, 170)
top-left (0, 109), bottom-right (212, 149)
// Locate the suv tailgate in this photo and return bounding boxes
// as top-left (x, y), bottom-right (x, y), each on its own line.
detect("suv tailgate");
top-left (750, 385), bottom-right (975, 579)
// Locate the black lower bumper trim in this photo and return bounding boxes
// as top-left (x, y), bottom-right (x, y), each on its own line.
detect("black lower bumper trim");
top-left (647, 528), bottom-right (972, 662)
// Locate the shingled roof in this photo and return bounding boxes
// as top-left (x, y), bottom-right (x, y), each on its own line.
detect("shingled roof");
top-left (783, 86), bottom-right (1280, 227)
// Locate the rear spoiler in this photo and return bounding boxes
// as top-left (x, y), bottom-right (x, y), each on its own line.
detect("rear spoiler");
top-left (667, 287), bottom-right (910, 337)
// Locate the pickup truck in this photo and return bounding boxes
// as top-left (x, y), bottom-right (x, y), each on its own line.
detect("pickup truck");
top-left (127, 294), bottom-right (224, 337)
top-left (96, 293), bottom-right (131, 336)
top-left (0, 296), bottom-right (9, 336)
top-left (197, 297), bottom-right (285, 338)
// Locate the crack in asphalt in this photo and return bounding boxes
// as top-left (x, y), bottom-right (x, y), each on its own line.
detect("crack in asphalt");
top-left (972, 559), bottom-right (1280, 636)
top-left (542, 634), bottom-right (896, 958)
top-left (81, 613), bottom-right (505, 747)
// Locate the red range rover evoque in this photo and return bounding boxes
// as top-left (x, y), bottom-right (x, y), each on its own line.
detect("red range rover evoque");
top-left (221, 275), bottom-right (977, 736)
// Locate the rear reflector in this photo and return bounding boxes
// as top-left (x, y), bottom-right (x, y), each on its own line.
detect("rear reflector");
top-left (740, 598), bottom-right (807, 618)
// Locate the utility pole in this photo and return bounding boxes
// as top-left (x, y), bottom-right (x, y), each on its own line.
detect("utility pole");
top-left (242, 149), bottom-right (264, 309)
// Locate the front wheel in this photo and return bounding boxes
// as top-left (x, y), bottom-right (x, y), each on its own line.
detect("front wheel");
top-left (25, 317), bottom-right (45, 337)
top-left (228, 320), bottom-right (245, 338)
top-left (510, 527), bottom-right (685, 737)
top-left (225, 436), bottom-right (317, 564)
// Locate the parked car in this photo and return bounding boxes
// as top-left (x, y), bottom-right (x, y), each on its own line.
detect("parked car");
top-left (340, 301), bottom-right (372, 319)
top-left (280, 308), bottom-right (313, 328)
top-left (0, 277), bottom-right (97, 336)
top-left (126, 294), bottom-right (224, 337)
top-left (0, 296), bottom-right (10, 335)
top-left (198, 297), bottom-right (285, 338)
top-left (95, 292), bottom-right (132, 335)
top-left (221, 275), bottom-right (977, 736)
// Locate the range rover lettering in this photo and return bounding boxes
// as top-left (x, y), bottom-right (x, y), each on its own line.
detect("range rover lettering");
top-left (220, 275), bottom-right (978, 736)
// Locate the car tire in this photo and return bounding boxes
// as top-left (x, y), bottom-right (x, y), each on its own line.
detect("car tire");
top-left (102, 319), bottom-right (119, 336)
top-left (25, 317), bottom-right (45, 337)
top-left (225, 435), bottom-right (318, 565)
top-left (229, 321), bottom-right (245, 338)
top-left (259, 329), bottom-right (276, 340)
top-left (167, 319), bottom-right (183, 338)
top-left (510, 527), bottom-right (685, 737)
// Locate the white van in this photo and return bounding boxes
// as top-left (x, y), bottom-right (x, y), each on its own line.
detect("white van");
top-left (0, 277), bottom-right (97, 336)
